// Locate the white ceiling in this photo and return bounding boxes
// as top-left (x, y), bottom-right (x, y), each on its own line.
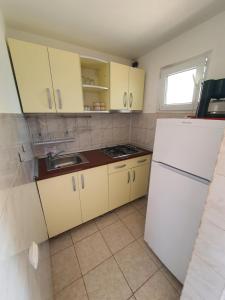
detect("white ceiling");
top-left (1, 0), bottom-right (225, 59)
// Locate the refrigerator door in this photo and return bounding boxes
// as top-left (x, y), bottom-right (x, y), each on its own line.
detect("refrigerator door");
top-left (144, 161), bottom-right (209, 283)
top-left (153, 119), bottom-right (224, 181)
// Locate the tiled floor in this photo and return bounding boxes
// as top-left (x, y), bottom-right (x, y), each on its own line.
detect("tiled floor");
top-left (50, 197), bottom-right (183, 300)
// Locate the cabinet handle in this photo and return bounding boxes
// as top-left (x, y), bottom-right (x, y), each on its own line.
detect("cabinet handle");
top-left (56, 89), bottom-right (62, 109)
top-left (123, 92), bottom-right (127, 107)
top-left (72, 176), bottom-right (76, 191)
top-left (138, 159), bottom-right (147, 163)
top-left (115, 164), bottom-right (126, 169)
top-left (133, 170), bottom-right (136, 182)
top-left (128, 171), bottom-right (130, 183)
top-left (81, 174), bottom-right (85, 189)
top-left (129, 92), bottom-right (133, 108)
top-left (46, 88), bottom-right (52, 109)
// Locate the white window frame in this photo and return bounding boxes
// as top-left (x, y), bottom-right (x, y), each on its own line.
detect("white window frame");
top-left (159, 54), bottom-right (209, 111)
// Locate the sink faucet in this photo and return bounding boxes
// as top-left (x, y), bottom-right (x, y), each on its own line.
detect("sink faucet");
top-left (47, 150), bottom-right (64, 160)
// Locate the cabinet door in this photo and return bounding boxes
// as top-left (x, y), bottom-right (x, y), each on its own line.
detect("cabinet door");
top-left (48, 48), bottom-right (83, 113)
top-left (109, 169), bottom-right (131, 210)
top-left (37, 173), bottom-right (82, 237)
top-left (128, 67), bottom-right (145, 110)
top-left (8, 39), bottom-right (56, 113)
top-left (130, 163), bottom-right (150, 201)
top-left (79, 166), bottom-right (109, 222)
top-left (110, 62), bottom-right (129, 110)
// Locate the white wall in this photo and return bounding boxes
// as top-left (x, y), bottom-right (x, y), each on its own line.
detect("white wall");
top-left (0, 12), bottom-right (21, 113)
top-left (0, 113), bottom-right (53, 300)
top-left (139, 11), bottom-right (225, 113)
top-left (0, 11), bottom-right (53, 300)
top-left (7, 28), bottom-right (131, 65)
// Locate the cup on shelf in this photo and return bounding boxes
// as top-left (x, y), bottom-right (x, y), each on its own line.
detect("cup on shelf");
top-left (84, 105), bottom-right (91, 111)
top-left (92, 102), bottom-right (100, 111)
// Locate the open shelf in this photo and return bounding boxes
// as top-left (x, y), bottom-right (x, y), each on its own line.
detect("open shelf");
top-left (81, 56), bottom-right (110, 111)
top-left (80, 56), bottom-right (108, 68)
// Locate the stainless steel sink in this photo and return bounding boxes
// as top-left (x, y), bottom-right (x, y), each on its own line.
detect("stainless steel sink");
top-left (46, 153), bottom-right (89, 171)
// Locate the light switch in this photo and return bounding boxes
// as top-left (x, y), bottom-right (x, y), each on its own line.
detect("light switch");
top-left (28, 241), bottom-right (39, 270)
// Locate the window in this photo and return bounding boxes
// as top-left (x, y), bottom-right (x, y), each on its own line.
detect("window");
top-left (159, 54), bottom-right (208, 111)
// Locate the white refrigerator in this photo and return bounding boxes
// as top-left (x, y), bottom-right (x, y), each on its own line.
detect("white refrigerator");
top-left (144, 119), bottom-right (225, 284)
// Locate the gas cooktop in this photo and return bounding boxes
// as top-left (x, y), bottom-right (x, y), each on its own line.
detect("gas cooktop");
top-left (102, 145), bottom-right (142, 158)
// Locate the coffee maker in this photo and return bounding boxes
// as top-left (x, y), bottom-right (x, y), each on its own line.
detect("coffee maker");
top-left (197, 78), bottom-right (225, 118)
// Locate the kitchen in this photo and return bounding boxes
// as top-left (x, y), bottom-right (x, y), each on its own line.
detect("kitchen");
top-left (1, 1), bottom-right (225, 300)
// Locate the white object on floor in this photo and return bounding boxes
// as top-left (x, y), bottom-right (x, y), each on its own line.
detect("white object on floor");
top-left (145, 118), bottom-right (225, 284)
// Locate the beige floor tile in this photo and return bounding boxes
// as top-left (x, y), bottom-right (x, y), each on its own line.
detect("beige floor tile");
top-left (50, 232), bottom-right (73, 255)
top-left (75, 231), bottom-right (111, 274)
top-left (115, 203), bottom-right (137, 219)
top-left (122, 211), bottom-right (145, 238)
top-left (129, 297), bottom-right (136, 300)
top-left (132, 197), bottom-right (147, 210)
top-left (55, 278), bottom-right (88, 300)
top-left (101, 220), bottom-right (134, 254)
top-left (84, 257), bottom-right (132, 300)
top-left (52, 246), bottom-right (81, 293)
top-left (95, 211), bottom-right (119, 230)
top-left (115, 241), bottom-right (158, 291)
top-left (71, 220), bottom-right (98, 243)
top-left (134, 271), bottom-right (179, 300)
top-left (161, 267), bottom-right (183, 294)
top-left (137, 237), bottom-right (163, 269)
top-left (138, 205), bottom-right (147, 216)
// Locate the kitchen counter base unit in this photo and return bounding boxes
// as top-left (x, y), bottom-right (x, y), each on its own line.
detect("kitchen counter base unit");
top-left (36, 147), bottom-right (152, 237)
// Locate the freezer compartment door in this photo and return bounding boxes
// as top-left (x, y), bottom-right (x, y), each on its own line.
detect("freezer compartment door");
top-left (153, 119), bottom-right (224, 181)
top-left (144, 161), bottom-right (208, 283)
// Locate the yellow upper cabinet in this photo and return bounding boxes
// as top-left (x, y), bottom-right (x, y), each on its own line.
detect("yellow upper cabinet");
top-left (110, 62), bottom-right (129, 110)
top-left (8, 38), bottom-right (56, 113)
top-left (48, 48), bottom-right (83, 113)
top-left (8, 38), bottom-right (145, 113)
top-left (110, 62), bottom-right (145, 111)
top-left (128, 67), bottom-right (145, 110)
top-left (8, 39), bottom-right (84, 113)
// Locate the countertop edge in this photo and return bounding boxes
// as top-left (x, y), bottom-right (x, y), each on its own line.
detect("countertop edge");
top-left (36, 146), bottom-right (152, 181)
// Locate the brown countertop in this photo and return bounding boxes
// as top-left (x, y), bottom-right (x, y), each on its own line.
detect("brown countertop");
top-left (36, 146), bottom-right (152, 181)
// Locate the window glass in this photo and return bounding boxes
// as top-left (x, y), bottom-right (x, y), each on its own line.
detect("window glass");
top-left (165, 68), bottom-right (196, 105)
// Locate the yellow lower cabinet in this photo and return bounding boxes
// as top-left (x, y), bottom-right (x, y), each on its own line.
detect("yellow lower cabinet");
top-left (130, 163), bottom-right (150, 202)
top-left (109, 169), bottom-right (131, 210)
top-left (78, 165), bottom-right (109, 222)
top-left (37, 173), bottom-right (82, 237)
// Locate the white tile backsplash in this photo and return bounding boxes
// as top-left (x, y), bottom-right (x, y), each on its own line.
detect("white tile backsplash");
top-left (28, 114), bottom-right (132, 156)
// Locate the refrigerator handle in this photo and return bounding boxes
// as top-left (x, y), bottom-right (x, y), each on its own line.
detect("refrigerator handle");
top-left (153, 161), bottom-right (210, 185)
